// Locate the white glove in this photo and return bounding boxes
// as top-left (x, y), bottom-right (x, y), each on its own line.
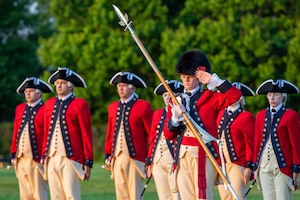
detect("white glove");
top-left (171, 104), bottom-right (185, 124)
top-left (207, 73), bottom-right (225, 90)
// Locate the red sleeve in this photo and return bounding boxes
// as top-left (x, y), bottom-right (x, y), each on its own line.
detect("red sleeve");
top-left (286, 110), bottom-right (300, 168)
top-left (253, 110), bottom-right (266, 165)
top-left (241, 111), bottom-right (255, 164)
top-left (205, 86), bottom-right (242, 111)
top-left (78, 100), bottom-right (93, 161)
top-left (142, 101), bottom-right (154, 144)
top-left (104, 102), bottom-right (118, 156)
top-left (42, 98), bottom-right (55, 157)
top-left (10, 104), bottom-right (26, 156)
top-left (163, 99), bottom-right (179, 140)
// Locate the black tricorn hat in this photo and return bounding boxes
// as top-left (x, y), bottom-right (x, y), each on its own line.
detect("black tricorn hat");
top-left (16, 77), bottom-right (53, 94)
top-left (48, 67), bottom-right (87, 88)
top-left (110, 72), bottom-right (147, 88)
top-left (175, 49), bottom-right (211, 75)
top-left (154, 80), bottom-right (184, 95)
top-left (256, 79), bottom-right (299, 94)
top-left (232, 82), bottom-right (255, 96)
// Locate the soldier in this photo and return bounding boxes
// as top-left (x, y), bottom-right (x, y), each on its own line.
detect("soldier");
top-left (217, 82), bottom-right (255, 200)
top-left (10, 77), bottom-right (52, 200)
top-left (163, 49), bottom-right (242, 200)
top-left (146, 80), bottom-right (184, 200)
top-left (104, 71), bottom-right (153, 200)
top-left (42, 67), bottom-right (93, 200)
top-left (253, 79), bottom-right (300, 200)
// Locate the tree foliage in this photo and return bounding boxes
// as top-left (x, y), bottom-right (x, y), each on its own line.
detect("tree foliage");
top-left (159, 0), bottom-right (300, 113)
top-left (37, 0), bottom-right (169, 125)
top-left (36, 0), bottom-right (300, 124)
top-left (0, 0), bottom-right (53, 122)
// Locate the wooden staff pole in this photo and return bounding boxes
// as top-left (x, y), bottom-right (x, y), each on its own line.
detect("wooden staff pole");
top-left (113, 5), bottom-right (239, 199)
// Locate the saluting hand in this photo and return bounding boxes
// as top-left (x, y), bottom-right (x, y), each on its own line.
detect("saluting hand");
top-left (195, 70), bottom-right (211, 85)
top-left (195, 70), bottom-right (225, 90)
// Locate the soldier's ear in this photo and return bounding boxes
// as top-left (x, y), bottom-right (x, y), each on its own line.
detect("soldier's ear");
top-left (282, 93), bottom-right (287, 105)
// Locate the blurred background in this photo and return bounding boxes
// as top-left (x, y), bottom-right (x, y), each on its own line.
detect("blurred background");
top-left (1, 0), bottom-right (300, 163)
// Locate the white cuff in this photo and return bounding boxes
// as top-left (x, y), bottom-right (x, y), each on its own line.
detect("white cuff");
top-left (207, 73), bottom-right (225, 90)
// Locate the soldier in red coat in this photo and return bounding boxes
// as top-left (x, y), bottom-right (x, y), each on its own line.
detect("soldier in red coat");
top-left (163, 49), bottom-right (242, 200)
top-left (10, 77), bottom-right (53, 200)
top-left (253, 79), bottom-right (300, 200)
top-left (41, 67), bottom-right (93, 200)
top-left (104, 71), bottom-right (153, 200)
top-left (216, 82), bottom-right (255, 200)
top-left (146, 80), bottom-right (184, 200)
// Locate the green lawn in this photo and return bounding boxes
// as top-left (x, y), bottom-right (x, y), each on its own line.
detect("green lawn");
top-left (1, 163), bottom-right (300, 199)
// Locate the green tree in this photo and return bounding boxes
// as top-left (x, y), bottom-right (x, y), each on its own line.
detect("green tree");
top-left (159, 0), bottom-right (300, 114)
top-left (37, 0), bottom-right (300, 122)
top-left (35, 0), bottom-right (300, 160)
top-left (37, 0), bottom-right (168, 124)
top-left (37, 0), bottom-right (169, 160)
top-left (0, 0), bottom-right (53, 122)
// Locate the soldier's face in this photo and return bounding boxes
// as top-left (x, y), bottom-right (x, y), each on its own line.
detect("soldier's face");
top-left (117, 83), bottom-right (135, 100)
top-left (55, 79), bottom-right (74, 98)
top-left (162, 92), bottom-right (171, 106)
top-left (266, 92), bottom-right (285, 107)
top-left (180, 74), bottom-right (199, 91)
top-left (24, 88), bottom-right (42, 104)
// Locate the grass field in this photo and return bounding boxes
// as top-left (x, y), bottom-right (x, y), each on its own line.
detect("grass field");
top-left (1, 163), bottom-right (300, 199)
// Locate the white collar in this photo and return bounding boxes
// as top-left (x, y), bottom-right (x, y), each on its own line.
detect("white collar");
top-left (270, 103), bottom-right (283, 113)
top-left (184, 85), bottom-right (200, 96)
top-left (121, 93), bottom-right (137, 104)
top-left (28, 98), bottom-right (42, 107)
top-left (59, 92), bottom-right (73, 101)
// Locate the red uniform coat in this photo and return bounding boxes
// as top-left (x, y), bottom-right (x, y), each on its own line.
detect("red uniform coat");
top-left (163, 82), bottom-right (242, 199)
top-left (105, 99), bottom-right (153, 163)
top-left (10, 103), bottom-right (45, 161)
top-left (42, 97), bottom-right (93, 167)
top-left (147, 108), bottom-right (165, 159)
top-left (164, 85), bottom-right (242, 140)
top-left (147, 108), bottom-right (175, 164)
top-left (253, 108), bottom-right (300, 177)
top-left (217, 109), bottom-right (255, 168)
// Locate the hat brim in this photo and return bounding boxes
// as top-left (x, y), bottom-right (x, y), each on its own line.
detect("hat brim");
top-left (232, 82), bottom-right (255, 96)
top-left (256, 79), bottom-right (299, 94)
top-left (154, 80), bottom-right (184, 95)
top-left (16, 77), bottom-right (53, 94)
top-left (48, 67), bottom-right (86, 88)
top-left (110, 72), bottom-right (147, 88)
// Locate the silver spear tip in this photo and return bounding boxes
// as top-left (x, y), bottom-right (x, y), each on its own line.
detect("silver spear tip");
top-left (112, 4), bottom-right (119, 12)
top-left (112, 4), bottom-right (132, 31)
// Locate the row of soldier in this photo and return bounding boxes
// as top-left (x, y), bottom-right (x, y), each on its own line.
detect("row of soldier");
top-left (10, 68), bottom-right (93, 200)
top-left (10, 49), bottom-right (300, 200)
top-left (104, 49), bottom-right (300, 200)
